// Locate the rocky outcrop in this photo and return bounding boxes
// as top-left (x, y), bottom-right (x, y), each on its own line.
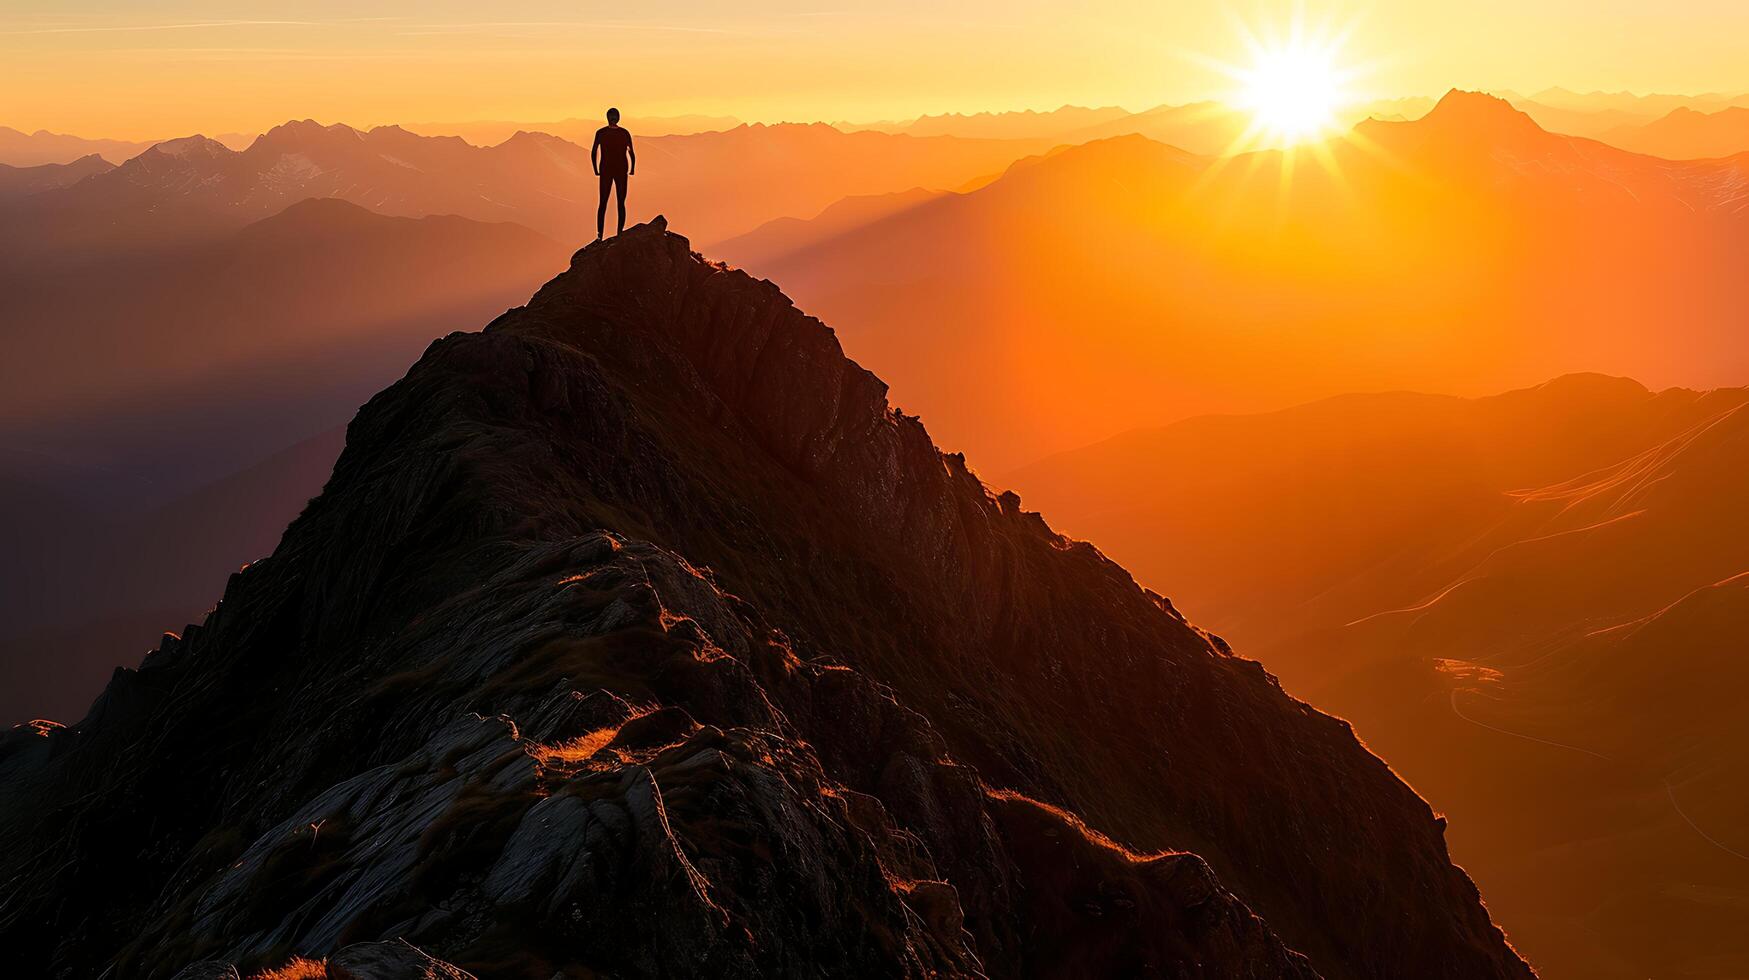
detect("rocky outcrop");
top-left (0, 219), bottom-right (1531, 978)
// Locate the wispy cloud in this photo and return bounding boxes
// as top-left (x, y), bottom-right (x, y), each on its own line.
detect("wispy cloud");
top-left (0, 21), bottom-right (311, 35)
top-left (0, 17), bottom-right (403, 36)
top-left (396, 21), bottom-right (734, 37)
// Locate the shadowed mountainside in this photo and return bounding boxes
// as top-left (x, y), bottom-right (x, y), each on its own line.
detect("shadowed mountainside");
top-left (0, 220), bottom-right (1530, 980)
top-left (0, 199), bottom-right (565, 726)
top-left (1008, 375), bottom-right (1749, 980)
top-left (0, 427), bottom-right (346, 725)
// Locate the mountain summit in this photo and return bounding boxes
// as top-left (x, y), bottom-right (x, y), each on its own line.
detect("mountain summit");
top-left (0, 219), bottom-right (1532, 979)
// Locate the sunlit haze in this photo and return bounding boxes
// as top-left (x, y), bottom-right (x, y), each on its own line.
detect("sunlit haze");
top-left (7, 0), bottom-right (1749, 138)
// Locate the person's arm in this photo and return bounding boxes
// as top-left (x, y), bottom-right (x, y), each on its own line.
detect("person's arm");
top-left (591, 131), bottom-right (602, 176)
top-left (628, 134), bottom-right (636, 177)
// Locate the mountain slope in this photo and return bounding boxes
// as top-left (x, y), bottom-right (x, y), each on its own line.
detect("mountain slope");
top-left (1007, 374), bottom-right (1748, 649)
top-left (0, 220), bottom-right (1530, 980)
top-left (711, 186), bottom-right (946, 269)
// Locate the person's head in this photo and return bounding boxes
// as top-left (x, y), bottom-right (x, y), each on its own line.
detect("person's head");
top-left (606, 107), bottom-right (621, 125)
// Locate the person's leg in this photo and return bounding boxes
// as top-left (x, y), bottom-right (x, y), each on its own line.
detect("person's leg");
top-left (596, 172), bottom-right (611, 240)
top-left (614, 173), bottom-right (628, 235)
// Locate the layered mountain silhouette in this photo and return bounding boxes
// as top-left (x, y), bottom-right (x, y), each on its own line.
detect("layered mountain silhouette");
top-left (1, 197), bottom-right (566, 427)
top-left (721, 90), bottom-right (1749, 469)
top-left (0, 220), bottom-right (1531, 979)
top-left (1008, 374), bottom-right (1749, 979)
top-left (0, 119), bottom-right (1041, 265)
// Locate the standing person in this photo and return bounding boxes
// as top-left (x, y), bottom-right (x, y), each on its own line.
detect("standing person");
top-left (591, 108), bottom-right (635, 240)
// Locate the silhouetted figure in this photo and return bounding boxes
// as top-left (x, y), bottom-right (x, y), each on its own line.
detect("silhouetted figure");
top-left (592, 108), bottom-right (635, 240)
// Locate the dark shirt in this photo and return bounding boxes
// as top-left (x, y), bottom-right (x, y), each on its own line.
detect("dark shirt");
top-left (593, 125), bottom-right (633, 176)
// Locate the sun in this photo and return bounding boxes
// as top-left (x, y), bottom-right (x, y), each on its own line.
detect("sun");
top-left (1203, 13), bottom-right (1365, 151)
top-left (1237, 38), bottom-right (1346, 143)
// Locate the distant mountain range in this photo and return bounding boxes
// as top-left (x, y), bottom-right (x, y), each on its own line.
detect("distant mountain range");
top-left (0, 125), bottom-right (253, 166)
top-left (841, 98), bottom-right (1440, 155)
top-left (1600, 105), bottom-right (1749, 158)
top-left (1505, 87), bottom-right (1749, 139)
top-left (720, 90), bottom-right (1749, 469)
top-left (404, 112), bottom-right (742, 145)
top-left (0, 119), bottom-right (1045, 262)
top-left (842, 104), bottom-right (1136, 139)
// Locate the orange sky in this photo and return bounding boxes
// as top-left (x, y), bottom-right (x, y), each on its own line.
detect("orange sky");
top-left (5, 1), bottom-right (1749, 138)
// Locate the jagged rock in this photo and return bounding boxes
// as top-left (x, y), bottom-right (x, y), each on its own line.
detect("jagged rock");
top-left (327, 939), bottom-right (476, 979)
top-left (169, 963), bottom-right (241, 980)
top-left (0, 219), bottom-right (1528, 980)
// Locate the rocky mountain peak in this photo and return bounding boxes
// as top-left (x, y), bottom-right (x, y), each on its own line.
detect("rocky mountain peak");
top-left (0, 219), bottom-right (1533, 980)
top-left (1423, 89), bottom-right (1547, 135)
top-left (140, 134), bottom-right (234, 161)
